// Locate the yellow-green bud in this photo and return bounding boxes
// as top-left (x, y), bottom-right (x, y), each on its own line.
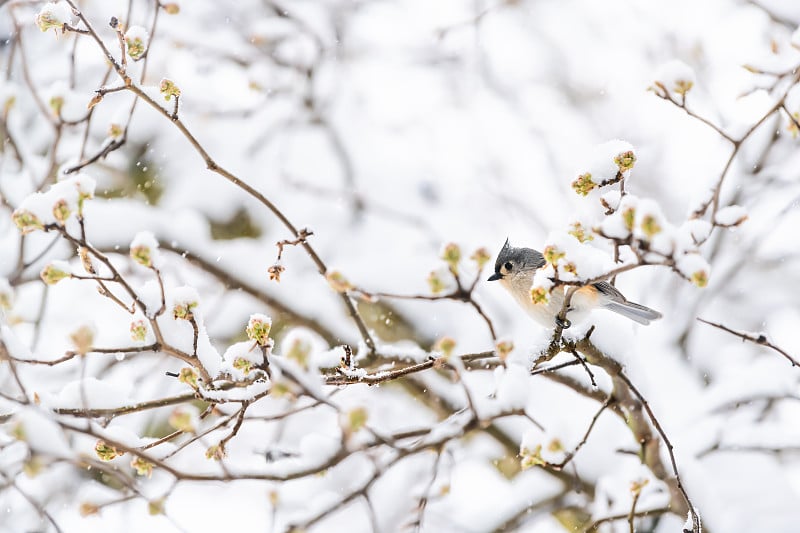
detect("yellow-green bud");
top-left (630, 478), bottom-right (650, 496)
top-left (0, 291), bottom-right (12, 311)
top-left (159, 78), bottom-right (181, 101)
top-left (270, 380), bottom-right (293, 399)
top-left (148, 498), bottom-right (165, 516)
top-left (12, 209), bottom-right (43, 234)
top-left (173, 301), bottom-right (197, 320)
top-left (168, 408), bottom-right (196, 433)
top-left (622, 207), bottom-right (636, 231)
top-left (77, 190), bottom-right (93, 217)
top-left (35, 10), bottom-right (62, 32)
top-left (572, 173), bottom-right (596, 196)
top-left (346, 407), bottom-right (368, 433)
top-left (233, 357), bottom-right (253, 374)
top-left (788, 111), bottom-right (800, 139)
top-left (95, 440), bottom-right (122, 461)
top-left (441, 243), bottom-right (461, 272)
top-left (434, 336), bottom-right (456, 357)
top-left (130, 456), bottom-right (153, 477)
top-left (530, 287), bottom-right (549, 305)
top-left (246, 315), bottom-right (272, 346)
top-left (495, 340), bottom-right (514, 362)
top-left (108, 123), bottom-right (124, 139)
top-left (125, 32), bottom-right (147, 61)
top-left (427, 270), bottom-right (446, 294)
top-left (205, 444), bottom-right (226, 461)
top-left (40, 263), bottom-right (70, 285)
top-left (130, 245), bottom-right (152, 268)
top-left (52, 199), bottom-right (71, 224)
top-left (49, 95), bottom-right (64, 116)
top-left (568, 222), bottom-right (593, 243)
top-left (2, 94), bottom-right (15, 114)
top-left (11, 422), bottom-right (25, 441)
top-left (70, 325), bottom-right (94, 356)
top-left (470, 247), bottom-right (491, 269)
top-left (130, 320), bottom-right (147, 342)
top-left (542, 246), bottom-right (565, 265)
top-left (614, 150), bottom-right (636, 172)
top-left (520, 444), bottom-right (545, 469)
top-left (640, 215), bottom-right (661, 238)
top-left (285, 338), bottom-right (311, 369)
top-left (178, 367), bottom-right (199, 388)
top-left (674, 79), bottom-right (693, 96)
top-left (23, 456), bottom-right (44, 478)
top-left (325, 270), bottom-right (353, 293)
top-left (691, 270), bottom-right (708, 288)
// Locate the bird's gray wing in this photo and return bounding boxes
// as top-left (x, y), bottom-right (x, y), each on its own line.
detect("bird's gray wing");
top-left (592, 280), bottom-right (626, 303)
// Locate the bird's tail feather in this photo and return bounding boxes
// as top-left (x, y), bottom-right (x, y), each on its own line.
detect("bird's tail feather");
top-left (603, 301), bottom-right (662, 325)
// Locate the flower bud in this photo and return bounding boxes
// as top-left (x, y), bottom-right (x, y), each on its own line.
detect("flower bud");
top-left (0, 279), bottom-right (13, 310)
top-left (542, 245), bottom-right (565, 265)
top-left (530, 286), bottom-right (549, 305)
top-left (433, 336), bottom-right (456, 358)
top-left (124, 26), bottom-right (149, 61)
top-left (325, 270), bottom-right (353, 293)
top-left (205, 444), bottom-right (226, 461)
top-left (70, 325), bottom-right (94, 356)
top-left (40, 262), bottom-right (70, 285)
top-left (427, 270), bottom-right (446, 294)
top-left (441, 243), bottom-right (461, 272)
top-left (159, 78), bottom-right (181, 101)
top-left (470, 247), bottom-right (491, 269)
top-left (130, 320), bottom-right (147, 342)
top-left (233, 357), bottom-right (253, 373)
top-left (178, 367), bottom-right (199, 388)
top-left (571, 173), bottom-right (596, 196)
top-left (495, 340), bottom-right (514, 362)
top-left (568, 222), bottom-right (593, 243)
top-left (95, 440), bottom-right (122, 461)
top-left (52, 199), bottom-right (71, 224)
top-left (35, 2), bottom-right (75, 33)
top-left (285, 337), bottom-right (311, 369)
top-left (630, 478), bottom-right (650, 496)
top-left (12, 209), bottom-right (44, 234)
top-left (108, 122), bottom-right (124, 139)
top-left (614, 150), bottom-right (636, 172)
top-left (168, 406), bottom-right (198, 433)
top-left (345, 407), bottom-right (368, 434)
top-left (130, 231), bottom-right (159, 268)
top-left (622, 207), bottom-right (636, 231)
top-left (640, 215), bottom-right (661, 238)
top-left (173, 301), bottom-right (197, 320)
top-left (130, 456), bottom-right (153, 477)
top-left (148, 499), bottom-right (165, 516)
top-left (246, 314), bottom-right (272, 346)
top-left (79, 502), bottom-right (100, 517)
top-left (520, 444), bottom-right (545, 469)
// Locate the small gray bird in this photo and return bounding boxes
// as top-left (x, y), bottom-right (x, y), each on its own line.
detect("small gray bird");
top-left (487, 239), bottom-right (662, 328)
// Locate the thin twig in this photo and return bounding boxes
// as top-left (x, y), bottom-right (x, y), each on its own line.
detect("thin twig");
top-left (697, 317), bottom-right (799, 367)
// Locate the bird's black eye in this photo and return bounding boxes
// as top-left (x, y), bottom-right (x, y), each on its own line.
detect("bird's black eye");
top-left (504, 261), bottom-right (513, 272)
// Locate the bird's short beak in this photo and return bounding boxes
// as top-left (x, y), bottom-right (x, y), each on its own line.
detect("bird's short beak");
top-left (487, 272), bottom-right (503, 282)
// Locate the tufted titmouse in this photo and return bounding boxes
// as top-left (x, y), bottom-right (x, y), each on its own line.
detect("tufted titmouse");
top-left (487, 240), bottom-right (662, 328)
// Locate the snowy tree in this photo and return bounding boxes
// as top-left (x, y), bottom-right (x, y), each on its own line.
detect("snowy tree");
top-left (1, 1), bottom-right (800, 532)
